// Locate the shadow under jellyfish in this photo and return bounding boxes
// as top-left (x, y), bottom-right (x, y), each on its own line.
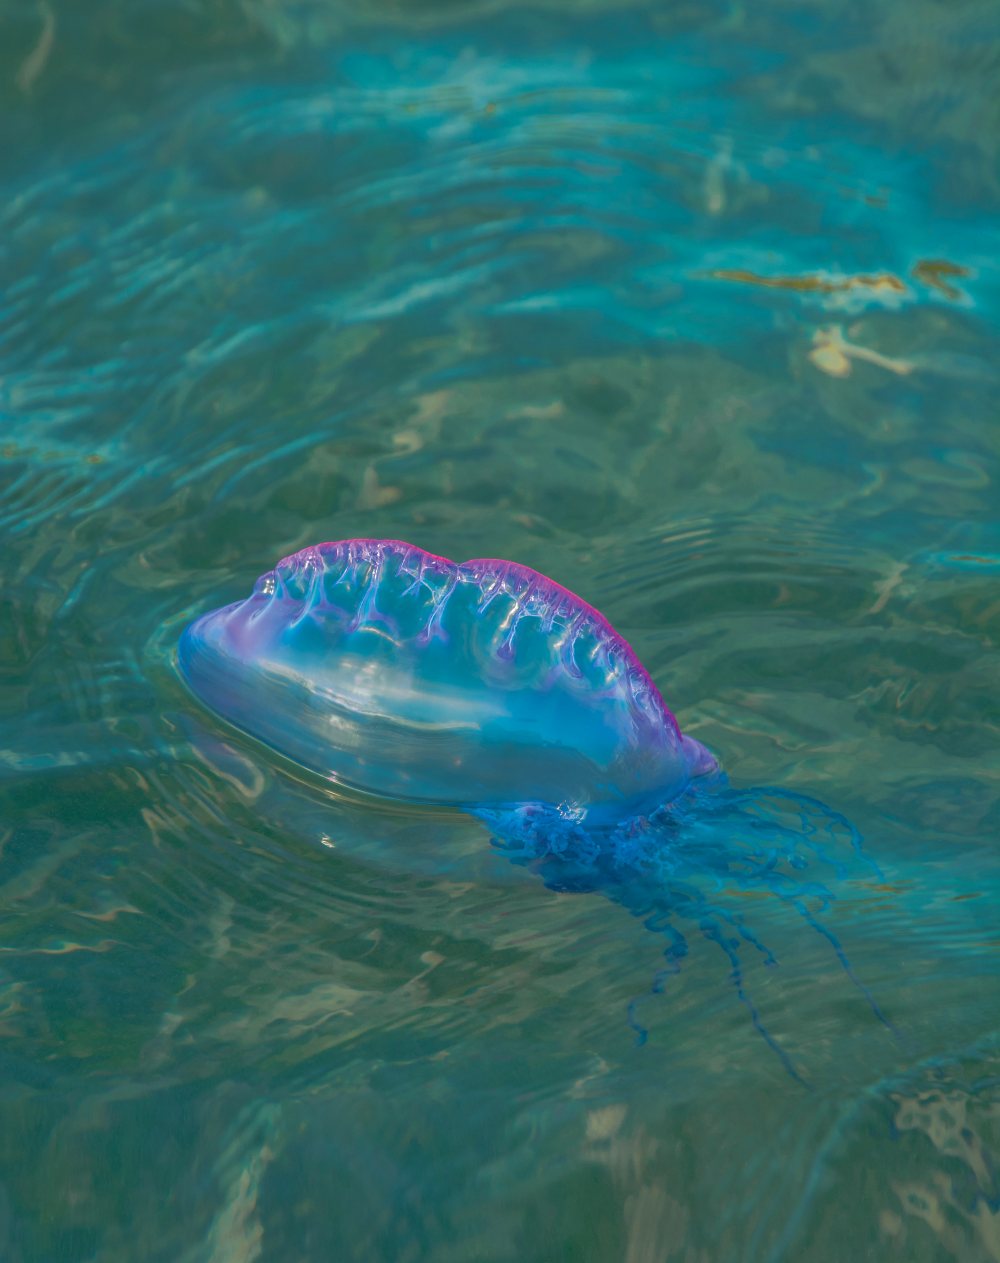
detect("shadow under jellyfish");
top-left (177, 538), bottom-right (893, 1081)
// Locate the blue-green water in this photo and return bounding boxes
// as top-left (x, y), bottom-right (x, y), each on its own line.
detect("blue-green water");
top-left (2, 1), bottom-right (999, 1258)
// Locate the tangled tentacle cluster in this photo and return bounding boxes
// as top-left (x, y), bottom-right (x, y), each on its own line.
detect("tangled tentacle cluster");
top-left (473, 780), bottom-right (894, 1082)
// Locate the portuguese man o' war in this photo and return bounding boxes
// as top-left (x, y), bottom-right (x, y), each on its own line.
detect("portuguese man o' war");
top-left (178, 538), bottom-right (894, 1080)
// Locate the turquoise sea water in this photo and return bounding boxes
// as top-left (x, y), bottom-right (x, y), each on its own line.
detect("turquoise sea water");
top-left (2, 1), bottom-right (999, 1258)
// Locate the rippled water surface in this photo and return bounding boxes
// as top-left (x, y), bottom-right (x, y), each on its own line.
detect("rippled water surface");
top-left (2, 0), bottom-right (999, 1258)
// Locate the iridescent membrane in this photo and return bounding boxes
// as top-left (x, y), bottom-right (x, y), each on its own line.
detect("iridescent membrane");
top-left (178, 538), bottom-right (717, 829)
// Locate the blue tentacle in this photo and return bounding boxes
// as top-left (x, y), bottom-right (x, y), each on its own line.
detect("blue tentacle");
top-left (472, 781), bottom-right (894, 1082)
